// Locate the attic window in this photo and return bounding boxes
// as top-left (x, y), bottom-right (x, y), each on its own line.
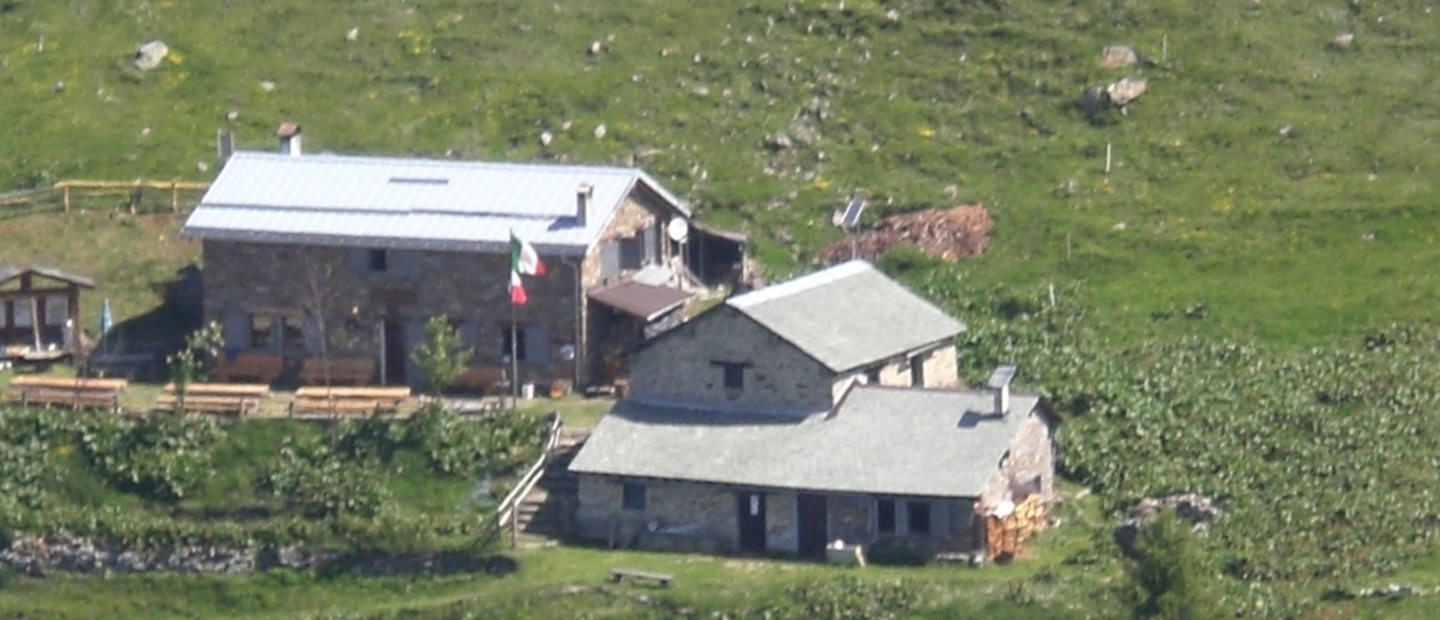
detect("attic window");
top-left (711, 360), bottom-right (746, 390)
top-left (388, 177), bottom-right (449, 185)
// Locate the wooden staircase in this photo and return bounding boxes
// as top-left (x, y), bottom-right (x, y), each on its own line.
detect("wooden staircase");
top-left (514, 428), bottom-right (588, 541)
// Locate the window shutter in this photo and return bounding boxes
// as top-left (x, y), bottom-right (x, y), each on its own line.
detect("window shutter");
top-left (620, 236), bottom-right (643, 270)
top-left (304, 313), bottom-right (324, 355)
top-left (222, 311), bottom-right (248, 352)
top-left (346, 249), bottom-right (368, 273)
top-left (643, 225), bottom-right (658, 264)
top-left (600, 241), bottom-right (621, 280)
top-left (528, 324), bottom-right (550, 365)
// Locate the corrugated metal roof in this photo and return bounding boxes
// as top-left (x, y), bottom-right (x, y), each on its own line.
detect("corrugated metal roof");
top-left (569, 386), bottom-right (1041, 498)
top-left (725, 261), bottom-right (965, 372)
top-left (181, 152), bottom-right (690, 255)
top-left (588, 281), bottom-right (691, 322)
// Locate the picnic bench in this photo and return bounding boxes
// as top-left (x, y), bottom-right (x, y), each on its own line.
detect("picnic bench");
top-left (6, 376), bottom-right (128, 413)
top-left (212, 353), bottom-right (284, 385)
top-left (156, 382), bottom-right (270, 416)
top-left (610, 568), bottom-right (674, 588)
top-left (290, 386), bottom-right (410, 417)
top-left (449, 365), bottom-right (508, 395)
top-left (299, 357), bottom-right (376, 386)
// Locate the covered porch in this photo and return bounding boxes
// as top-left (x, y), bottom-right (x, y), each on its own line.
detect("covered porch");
top-left (0, 266), bottom-right (94, 366)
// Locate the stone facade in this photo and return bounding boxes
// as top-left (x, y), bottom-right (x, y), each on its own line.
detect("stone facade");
top-left (980, 408), bottom-right (1058, 508)
top-left (627, 306), bottom-right (836, 411)
top-left (576, 474), bottom-right (982, 557)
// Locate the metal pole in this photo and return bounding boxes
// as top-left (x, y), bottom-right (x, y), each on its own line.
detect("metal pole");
top-left (511, 303), bottom-right (519, 413)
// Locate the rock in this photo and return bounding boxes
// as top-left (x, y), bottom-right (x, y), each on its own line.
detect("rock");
top-left (540, 131), bottom-right (553, 146)
top-left (1114, 493), bottom-right (1223, 557)
top-left (133, 40), bottom-right (169, 71)
top-left (1106, 76), bottom-right (1148, 107)
top-left (693, 85), bottom-right (709, 97)
top-left (588, 41), bottom-right (602, 55)
top-left (818, 204), bottom-right (993, 264)
top-left (226, 110), bottom-right (239, 121)
top-left (260, 80), bottom-right (276, 92)
top-left (593, 124), bottom-right (606, 139)
top-left (1331, 32), bottom-right (1355, 50)
top-left (52, 80), bottom-right (64, 93)
top-left (346, 27), bottom-right (360, 42)
top-left (764, 132), bottom-right (793, 151)
top-left (885, 8), bottom-right (900, 21)
top-left (1100, 45), bottom-right (1137, 69)
top-left (791, 125), bottom-right (816, 146)
top-left (1112, 221), bottom-right (1127, 231)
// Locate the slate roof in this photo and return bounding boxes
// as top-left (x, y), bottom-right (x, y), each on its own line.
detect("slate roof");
top-left (569, 386), bottom-right (1040, 498)
top-left (725, 260), bottom-right (964, 372)
top-left (181, 151), bottom-right (690, 256)
top-left (0, 265), bottom-right (96, 288)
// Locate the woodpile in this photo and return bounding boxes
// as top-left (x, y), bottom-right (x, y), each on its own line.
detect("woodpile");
top-left (982, 494), bottom-right (1048, 562)
top-left (819, 204), bottom-right (992, 264)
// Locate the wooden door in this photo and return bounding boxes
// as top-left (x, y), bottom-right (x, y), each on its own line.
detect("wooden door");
top-left (737, 492), bottom-right (767, 553)
top-left (797, 494), bottom-right (828, 560)
top-left (382, 320), bottom-right (406, 385)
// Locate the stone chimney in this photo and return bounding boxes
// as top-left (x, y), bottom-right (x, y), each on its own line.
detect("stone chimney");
top-left (986, 364), bottom-right (1017, 416)
top-left (575, 183), bottom-right (594, 226)
top-left (277, 123), bottom-right (302, 157)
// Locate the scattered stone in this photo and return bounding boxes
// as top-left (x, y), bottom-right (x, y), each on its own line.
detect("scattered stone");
top-left (1112, 221), bottom-right (1127, 231)
top-left (346, 27), bottom-right (360, 42)
top-left (197, 161), bottom-right (209, 172)
top-left (593, 123), bottom-right (606, 139)
top-left (1100, 45), bottom-right (1138, 69)
top-left (693, 53), bottom-right (702, 63)
top-left (226, 110), bottom-right (239, 121)
top-left (1114, 493), bottom-right (1223, 556)
top-left (562, 119), bottom-right (573, 131)
top-left (540, 131), bottom-right (553, 146)
top-left (141, 125), bottom-right (151, 136)
top-left (1279, 125), bottom-right (1292, 137)
top-left (1361, 231), bottom-right (1376, 241)
top-left (260, 79), bottom-right (276, 92)
top-left (1331, 32), bottom-right (1355, 50)
top-left (1106, 76), bottom-right (1148, 107)
top-left (693, 85), bottom-right (709, 96)
top-left (133, 40), bottom-right (169, 71)
top-left (52, 80), bottom-right (64, 93)
top-left (885, 8), bottom-right (900, 21)
top-left (764, 132), bottom-right (793, 151)
top-left (588, 41), bottom-right (602, 55)
top-left (818, 204), bottom-right (993, 264)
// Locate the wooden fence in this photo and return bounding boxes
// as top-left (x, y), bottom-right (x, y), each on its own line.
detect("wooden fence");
top-left (0, 179), bottom-right (210, 215)
top-left (489, 412), bottom-right (564, 547)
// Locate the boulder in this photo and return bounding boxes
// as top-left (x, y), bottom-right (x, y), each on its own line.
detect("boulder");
top-left (1100, 45), bottom-right (1137, 69)
top-left (133, 40), bottom-right (168, 71)
top-left (1106, 77), bottom-right (1148, 107)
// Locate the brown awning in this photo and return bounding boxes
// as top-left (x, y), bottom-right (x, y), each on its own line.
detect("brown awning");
top-left (588, 281), bottom-right (691, 322)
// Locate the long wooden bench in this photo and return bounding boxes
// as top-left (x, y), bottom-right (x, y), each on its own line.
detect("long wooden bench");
top-left (156, 382), bottom-right (270, 416)
top-left (212, 353), bottom-right (284, 385)
top-left (6, 376), bottom-right (128, 413)
top-left (449, 365), bottom-right (508, 395)
top-left (299, 357), bottom-right (376, 386)
top-left (290, 386), bottom-right (410, 418)
top-left (610, 568), bottom-right (674, 588)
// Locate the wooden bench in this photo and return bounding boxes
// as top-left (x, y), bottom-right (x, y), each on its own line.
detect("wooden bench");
top-left (449, 365), bottom-right (508, 395)
top-left (212, 354), bottom-right (284, 385)
top-left (299, 357), bottom-right (376, 386)
top-left (291, 386), bottom-right (410, 417)
top-left (610, 568), bottom-right (674, 588)
top-left (6, 376), bottom-right (128, 413)
top-left (156, 383), bottom-right (270, 416)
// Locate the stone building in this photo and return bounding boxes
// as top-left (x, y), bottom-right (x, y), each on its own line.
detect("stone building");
top-left (569, 261), bottom-right (1057, 560)
top-left (181, 147), bottom-right (745, 389)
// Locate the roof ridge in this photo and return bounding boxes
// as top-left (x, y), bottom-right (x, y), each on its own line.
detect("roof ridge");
top-left (228, 150), bottom-right (646, 175)
top-left (727, 260), bottom-right (872, 309)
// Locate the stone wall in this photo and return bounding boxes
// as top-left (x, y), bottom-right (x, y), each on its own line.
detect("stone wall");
top-left (576, 475), bottom-right (739, 552)
top-left (979, 407), bottom-right (1057, 508)
top-left (628, 306), bottom-right (835, 410)
top-left (202, 240), bottom-right (583, 387)
top-left (923, 344), bottom-right (962, 388)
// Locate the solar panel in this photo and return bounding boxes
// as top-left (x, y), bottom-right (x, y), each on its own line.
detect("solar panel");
top-left (986, 365), bottom-right (1018, 389)
top-left (839, 198), bottom-right (866, 228)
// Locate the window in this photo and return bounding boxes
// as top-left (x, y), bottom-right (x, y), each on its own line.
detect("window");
top-left (714, 361), bottom-right (745, 390)
top-left (280, 316), bottom-right (305, 352)
top-left (865, 367), bottom-right (882, 384)
top-left (44, 295), bottom-right (68, 326)
top-left (0, 302), bottom-right (8, 329)
top-left (368, 249), bottom-right (389, 272)
top-left (876, 499), bottom-right (897, 534)
top-left (501, 325), bottom-right (528, 362)
top-left (907, 501), bottom-right (931, 535)
top-left (622, 482), bottom-right (647, 511)
top-left (12, 300), bottom-right (31, 328)
top-left (909, 355), bottom-right (925, 387)
top-left (249, 315), bottom-right (274, 349)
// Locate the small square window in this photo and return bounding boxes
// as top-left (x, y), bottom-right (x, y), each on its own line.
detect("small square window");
top-left (715, 362), bottom-right (744, 390)
top-left (281, 316), bottom-right (305, 352)
top-left (368, 249), bottom-right (389, 272)
top-left (12, 300), bottom-right (32, 328)
top-left (44, 295), bottom-right (68, 327)
top-left (876, 499), bottom-right (897, 534)
top-left (249, 315), bottom-right (273, 350)
top-left (907, 501), bottom-right (931, 536)
top-left (909, 355), bottom-right (925, 387)
top-left (622, 482), bottom-right (646, 511)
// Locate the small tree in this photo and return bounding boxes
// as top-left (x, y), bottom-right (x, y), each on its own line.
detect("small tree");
top-left (166, 321), bottom-right (225, 402)
top-left (1123, 510), bottom-right (1221, 620)
top-left (411, 316), bottom-right (473, 398)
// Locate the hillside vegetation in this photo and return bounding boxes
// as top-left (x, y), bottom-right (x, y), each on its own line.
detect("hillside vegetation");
top-left (4, 0), bottom-right (1439, 345)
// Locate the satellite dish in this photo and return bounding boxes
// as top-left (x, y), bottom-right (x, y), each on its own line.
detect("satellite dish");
top-left (666, 217), bottom-right (689, 242)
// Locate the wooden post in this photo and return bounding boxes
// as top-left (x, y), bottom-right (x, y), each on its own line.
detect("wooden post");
top-left (171, 181), bottom-right (179, 212)
top-left (1105, 142), bottom-right (1112, 174)
top-left (28, 296), bottom-right (41, 351)
top-left (62, 185), bottom-right (70, 211)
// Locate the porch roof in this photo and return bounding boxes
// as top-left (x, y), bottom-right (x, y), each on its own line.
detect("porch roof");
top-left (588, 281), bottom-right (691, 322)
top-left (569, 386), bottom-right (1041, 498)
top-left (0, 265), bottom-right (96, 289)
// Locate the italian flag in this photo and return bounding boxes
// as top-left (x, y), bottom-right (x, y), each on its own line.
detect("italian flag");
top-left (509, 230), bottom-right (546, 305)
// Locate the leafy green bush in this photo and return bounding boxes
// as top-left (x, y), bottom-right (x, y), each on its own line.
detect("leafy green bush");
top-left (78, 412), bottom-right (222, 502)
top-left (1123, 511), bottom-right (1220, 620)
top-left (263, 434), bottom-right (389, 519)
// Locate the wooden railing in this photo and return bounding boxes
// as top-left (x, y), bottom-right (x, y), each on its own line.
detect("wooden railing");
top-left (490, 411), bottom-right (564, 547)
top-left (0, 179), bottom-right (210, 213)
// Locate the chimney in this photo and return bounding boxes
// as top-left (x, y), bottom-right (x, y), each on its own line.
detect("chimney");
top-left (986, 365), bottom-right (1017, 416)
top-left (575, 183), bottom-right (594, 226)
top-left (277, 123), bottom-right (302, 157)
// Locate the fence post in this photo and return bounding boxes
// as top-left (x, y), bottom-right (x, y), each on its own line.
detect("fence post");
top-left (62, 185), bottom-right (70, 211)
top-left (171, 181), bottom-right (179, 212)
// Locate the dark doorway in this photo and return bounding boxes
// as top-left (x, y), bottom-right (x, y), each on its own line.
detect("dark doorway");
top-left (382, 320), bottom-right (406, 385)
top-left (797, 494), bottom-right (828, 560)
top-left (737, 492), bottom-right (767, 553)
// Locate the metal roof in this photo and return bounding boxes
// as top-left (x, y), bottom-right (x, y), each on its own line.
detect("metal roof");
top-left (0, 265), bottom-right (96, 288)
top-left (725, 260), bottom-right (965, 372)
top-left (181, 152), bottom-right (690, 255)
top-left (569, 386), bottom-right (1042, 498)
top-left (588, 281), bottom-right (692, 322)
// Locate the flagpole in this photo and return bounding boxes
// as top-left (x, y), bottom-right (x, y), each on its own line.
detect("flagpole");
top-left (510, 303), bottom-right (519, 414)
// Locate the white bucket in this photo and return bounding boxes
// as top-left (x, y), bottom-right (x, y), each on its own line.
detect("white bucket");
top-left (522, 383), bottom-right (535, 400)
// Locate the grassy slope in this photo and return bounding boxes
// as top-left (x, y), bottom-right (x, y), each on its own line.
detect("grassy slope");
top-left (3, 0), bottom-right (1439, 347)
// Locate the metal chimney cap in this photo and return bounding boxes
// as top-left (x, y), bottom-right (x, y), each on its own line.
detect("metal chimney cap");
top-left (277, 123), bottom-right (301, 137)
top-left (986, 365), bottom-right (1017, 389)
